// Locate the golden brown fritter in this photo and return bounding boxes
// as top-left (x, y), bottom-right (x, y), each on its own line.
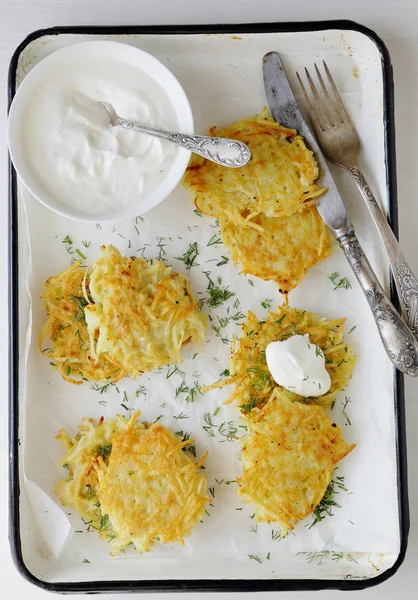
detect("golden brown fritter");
top-left (183, 109), bottom-right (332, 292)
top-left (184, 108), bottom-right (326, 221)
top-left (237, 391), bottom-right (355, 535)
top-left (219, 207), bottom-right (331, 293)
top-left (85, 246), bottom-right (208, 377)
top-left (56, 411), bottom-right (209, 554)
top-left (204, 305), bottom-right (356, 413)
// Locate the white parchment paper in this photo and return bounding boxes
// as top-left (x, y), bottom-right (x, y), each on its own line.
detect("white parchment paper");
top-left (16, 29), bottom-right (400, 583)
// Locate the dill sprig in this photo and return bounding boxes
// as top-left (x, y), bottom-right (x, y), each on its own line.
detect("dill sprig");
top-left (175, 242), bottom-right (199, 269)
top-left (204, 273), bottom-right (235, 308)
top-left (94, 443), bottom-right (112, 461)
top-left (342, 396), bottom-right (352, 425)
top-left (207, 234), bottom-right (222, 246)
top-left (239, 396), bottom-right (261, 413)
top-left (310, 475), bottom-right (348, 527)
top-left (156, 237), bottom-right (167, 261)
top-left (298, 550), bottom-right (358, 566)
top-left (328, 272), bottom-right (352, 290)
top-left (176, 431), bottom-right (197, 457)
top-left (261, 298), bottom-right (274, 309)
top-left (248, 554), bottom-right (262, 563)
top-left (90, 382), bottom-right (115, 394)
top-left (202, 412), bottom-right (239, 442)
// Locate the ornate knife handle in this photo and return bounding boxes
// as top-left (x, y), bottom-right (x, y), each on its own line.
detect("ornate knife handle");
top-left (349, 164), bottom-right (418, 339)
top-left (337, 229), bottom-right (418, 376)
top-left (118, 119), bottom-right (251, 168)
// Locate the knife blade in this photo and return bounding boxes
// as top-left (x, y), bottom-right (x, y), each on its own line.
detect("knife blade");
top-left (263, 51), bottom-right (352, 234)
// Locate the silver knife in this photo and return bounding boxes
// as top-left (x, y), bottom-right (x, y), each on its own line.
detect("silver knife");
top-left (263, 51), bottom-right (418, 376)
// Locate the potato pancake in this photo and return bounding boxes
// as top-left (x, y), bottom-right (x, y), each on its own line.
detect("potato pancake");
top-left (40, 246), bottom-right (207, 383)
top-left (85, 246), bottom-right (207, 377)
top-left (56, 411), bottom-right (209, 554)
top-left (183, 109), bottom-right (332, 292)
top-left (39, 262), bottom-right (125, 384)
top-left (219, 207), bottom-right (331, 293)
top-left (204, 305), bottom-right (356, 413)
top-left (184, 108), bottom-right (326, 220)
top-left (237, 391), bottom-right (355, 535)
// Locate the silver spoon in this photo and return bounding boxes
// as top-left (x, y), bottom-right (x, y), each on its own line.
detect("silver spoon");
top-left (98, 101), bottom-right (251, 168)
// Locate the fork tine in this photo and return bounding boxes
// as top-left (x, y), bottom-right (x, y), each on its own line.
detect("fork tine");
top-left (322, 60), bottom-right (350, 122)
top-left (303, 67), bottom-right (332, 131)
top-left (296, 71), bottom-right (324, 133)
top-left (313, 63), bottom-right (338, 126)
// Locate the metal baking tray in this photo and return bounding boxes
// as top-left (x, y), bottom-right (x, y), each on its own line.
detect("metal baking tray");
top-left (8, 20), bottom-right (409, 593)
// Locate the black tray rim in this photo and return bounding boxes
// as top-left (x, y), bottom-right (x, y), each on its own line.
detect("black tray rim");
top-left (8, 19), bottom-right (409, 594)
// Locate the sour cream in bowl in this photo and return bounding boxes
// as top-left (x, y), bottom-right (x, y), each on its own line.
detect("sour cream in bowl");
top-left (8, 41), bottom-right (193, 222)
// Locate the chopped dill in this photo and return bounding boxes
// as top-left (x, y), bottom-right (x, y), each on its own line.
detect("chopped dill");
top-left (70, 295), bottom-right (88, 323)
top-left (176, 431), bottom-right (197, 457)
top-left (298, 550), bottom-right (357, 565)
top-left (348, 325), bottom-right (356, 334)
top-left (175, 242), bottom-right (199, 269)
top-left (207, 234), bottom-right (222, 246)
top-left (205, 276), bottom-right (235, 308)
top-left (82, 240), bottom-right (91, 248)
top-left (75, 248), bottom-right (87, 260)
top-left (90, 382), bottom-right (115, 394)
top-left (248, 554), bottom-right (262, 563)
top-left (174, 412), bottom-right (188, 420)
top-left (328, 271), bottom-right (352, 290)
top-left (239, 396), bottom-right (260, 413)
top-left (94, 443), bottom-right (112, 461)
top-left (248, 279), bottom-right (255, 287)
top-left (156, 237), bottom-right (167, 261)
top-left (342, 396), bottom-right (352, 425)
top-left (261, 298), bottom-right (273, 309)
top-left (136, 385), bottom-right (147, 398)
top-left (310, 475), bottom-right (348, 527)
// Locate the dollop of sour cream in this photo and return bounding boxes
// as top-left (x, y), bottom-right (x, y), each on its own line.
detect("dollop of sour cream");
top-left (265, 334), bottom-right (331, 397)
top-left (22, 59), bottom-right (178, 215)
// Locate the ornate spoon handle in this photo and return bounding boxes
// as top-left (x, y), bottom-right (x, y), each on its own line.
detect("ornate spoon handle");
top-left (348, 163), bottom-right (418, 339)
top-left (337, 228), bottom-right (418, 376)
top-left (118, 118), bottom-right (251, 168)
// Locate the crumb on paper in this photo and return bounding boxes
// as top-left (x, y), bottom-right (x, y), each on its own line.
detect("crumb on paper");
top-left (352, 66), bottom-right (359, 79)
top-left (230, 35), bottom-right (243, 40)
top-left (340, 33), bottom-right (353, 57)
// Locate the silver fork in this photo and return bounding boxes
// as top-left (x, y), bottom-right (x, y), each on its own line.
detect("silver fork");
top-left (297, 62), bottom-right (418, 338)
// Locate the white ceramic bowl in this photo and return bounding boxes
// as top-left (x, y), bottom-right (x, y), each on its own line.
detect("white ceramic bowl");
top-left (8, 41), bottom-right (194, 222)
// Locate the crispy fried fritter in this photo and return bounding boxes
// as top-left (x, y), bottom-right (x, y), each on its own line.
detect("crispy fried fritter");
top-left (39, 262), bottom-right (124, 384)
top-left (85, 246), bottom-right (207, 377)
top-left (184, 108), bottom-right (326, 220)
top-left (219, 207), bottom-right (332, 293)
top-left (237, 391), bottom-right (355, 535)
top-left (205, 305), bottom-right (356, 413)
top-left (183, 109), bottom-right (332, 292)
top-left (55, 411), bottom-right (209, 554)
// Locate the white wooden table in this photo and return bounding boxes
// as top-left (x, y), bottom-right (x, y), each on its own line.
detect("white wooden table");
top-left (1, 0), bottom-right (417, 598)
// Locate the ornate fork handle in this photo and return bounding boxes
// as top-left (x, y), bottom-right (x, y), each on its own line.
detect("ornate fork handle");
top-left (348, 163), bottom-right (418, 339)
top-left (337, 229), bottom-right (418, 375)
top-left (118, 119), bottom-right (251, 168)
